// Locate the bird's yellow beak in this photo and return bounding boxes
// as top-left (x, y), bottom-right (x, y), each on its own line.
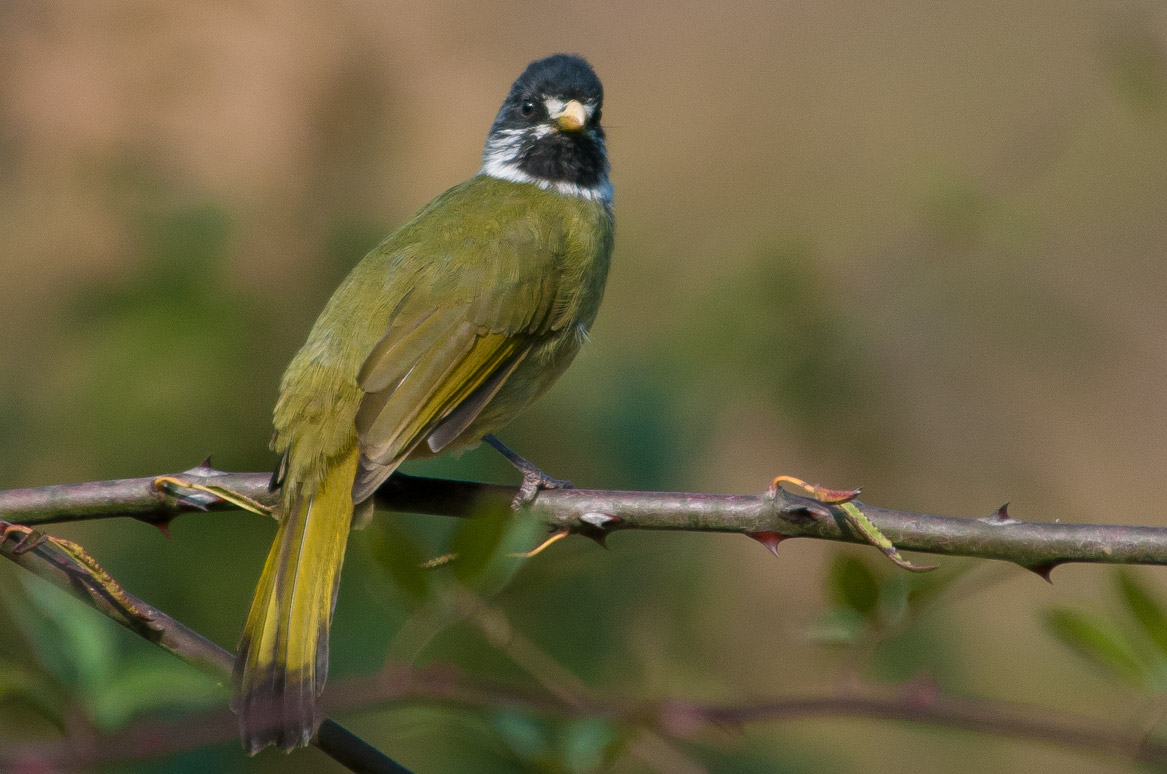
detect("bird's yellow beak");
top-left (553, 100), bottom-right (588, 132)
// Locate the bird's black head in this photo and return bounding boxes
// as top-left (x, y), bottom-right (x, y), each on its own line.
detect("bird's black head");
top-left (481, 54), bottom-right (611, 203)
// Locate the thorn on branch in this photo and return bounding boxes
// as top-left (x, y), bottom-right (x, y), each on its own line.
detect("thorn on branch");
top-left (747, 531), bottom-right (787, 557)
top-left (580, 512), bottom-right (621, 530)
top-left (577, 512), bottom-right (622, 549)
top-left (139, 515), bottom-right (177, 539)
top-left (1026, 563), bottom-right (1059, 584)
top-left (189, 456), bottom-right (216, 474)
top-left (979, 503), bottom-right (1021, 525)
top-left (583, 532), bottom-right (609, 549)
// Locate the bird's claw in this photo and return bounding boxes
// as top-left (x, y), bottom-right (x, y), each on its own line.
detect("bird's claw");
top-left (512, 470), bottom-right (573, 509)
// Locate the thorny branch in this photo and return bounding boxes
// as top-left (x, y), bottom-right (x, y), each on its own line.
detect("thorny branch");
top-left (3, 463), bottom-right (1167, 578)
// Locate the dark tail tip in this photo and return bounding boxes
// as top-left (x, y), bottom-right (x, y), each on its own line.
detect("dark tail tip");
top-left (233, 639), bottom-right (319, 754)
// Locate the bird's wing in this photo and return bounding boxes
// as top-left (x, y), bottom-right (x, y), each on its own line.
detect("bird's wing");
top-left (349, 251), bottom-right (560, 503)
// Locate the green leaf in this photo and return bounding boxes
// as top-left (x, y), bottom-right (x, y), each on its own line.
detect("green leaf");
top-left (1116, 569), bottom-right (1167, 659)
top-left (87, 656), bottom-right (221, 729)
top-left (560, 718), bottom-right (616, 773)
top-left (365, 521), bottom-right (431, 602)
top-left (14, 576), bottom-right (116, 693)
top-left (1044, 607), bottom-right (1147, 688)
top-left (490, 710), bottom-right (550, 762)
top-left (827, 554), bottom-right (880, 620)
top-left (805, 606), bottom-right (870, 646)
top-left (0, 660), bottom-right (69, 730)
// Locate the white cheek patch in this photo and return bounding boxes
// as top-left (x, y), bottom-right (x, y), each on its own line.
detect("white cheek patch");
top-left (480, 129), bottom-right (525, 172)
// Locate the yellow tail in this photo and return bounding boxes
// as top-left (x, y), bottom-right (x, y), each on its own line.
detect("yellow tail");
top-left (231, 447), bottom-right (358, 754)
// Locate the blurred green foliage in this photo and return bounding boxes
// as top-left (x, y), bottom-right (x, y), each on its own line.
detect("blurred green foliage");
top-left (1045, 570), bottom-right (1167, 694)
top-left (0, 575), bottom-right (221, 736)
top-left (1102, 15), bottom-right (1167, 116)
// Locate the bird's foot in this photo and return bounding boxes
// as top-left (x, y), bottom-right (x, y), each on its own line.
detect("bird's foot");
top-left (483, 434), bottom-right (573, 509)
top-left (514, 467), bottom-right (573, 509)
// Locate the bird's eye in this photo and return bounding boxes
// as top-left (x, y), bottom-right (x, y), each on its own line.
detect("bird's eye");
top-left (593, 106), bottom-right (603, 124)
top-left (520, 99), bottom-right (537, 117)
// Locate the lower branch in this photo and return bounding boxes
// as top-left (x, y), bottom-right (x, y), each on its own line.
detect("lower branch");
top-left (5, 661), bottom-right (1165, 769)
top-left (0, 525), bottom-right (412, 774)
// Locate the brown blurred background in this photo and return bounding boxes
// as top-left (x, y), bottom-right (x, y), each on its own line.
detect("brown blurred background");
top-left (2, 0), bottom-right (1166, 771)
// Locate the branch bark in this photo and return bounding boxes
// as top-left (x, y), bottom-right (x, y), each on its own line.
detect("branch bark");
top-left (3, 464), bottom-right (1167, 576)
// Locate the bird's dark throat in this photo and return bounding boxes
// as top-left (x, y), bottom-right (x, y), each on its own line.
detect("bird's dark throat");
top-left (517, 129), bottom-right (608, 190)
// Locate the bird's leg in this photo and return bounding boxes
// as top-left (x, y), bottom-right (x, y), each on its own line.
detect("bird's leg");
top-left (483, 434), bottom-right (572, 508)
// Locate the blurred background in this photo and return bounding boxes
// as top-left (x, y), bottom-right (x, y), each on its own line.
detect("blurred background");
top-left (2, 0), bottom-right (1167, 771)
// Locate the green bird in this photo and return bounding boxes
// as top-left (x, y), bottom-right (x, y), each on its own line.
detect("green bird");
top-left (232, 54), bottom-right (614, 753)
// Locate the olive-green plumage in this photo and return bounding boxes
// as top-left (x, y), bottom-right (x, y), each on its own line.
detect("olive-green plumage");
top-left (276, 175), bottom-right (613, 499)
top-left (232, 169), bottom-right (613, 750)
